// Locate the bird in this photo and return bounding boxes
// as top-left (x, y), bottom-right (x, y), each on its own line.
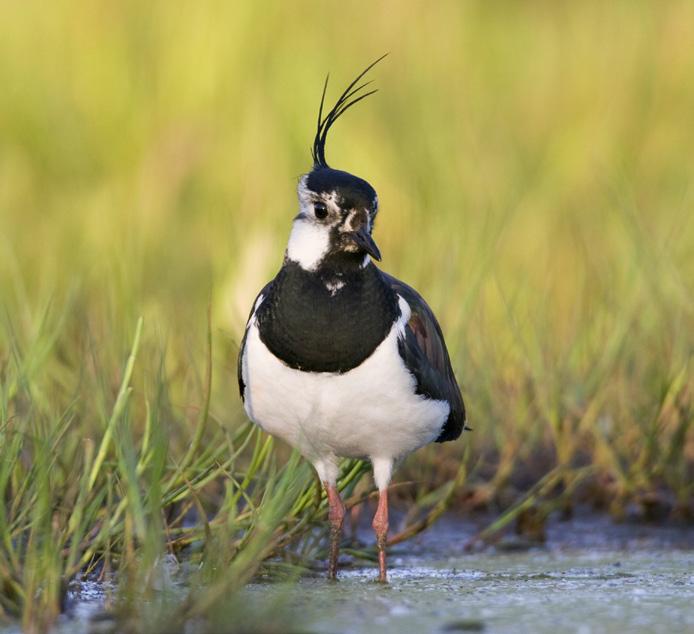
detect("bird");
top-left (237, 56), bottom-right (465, 583)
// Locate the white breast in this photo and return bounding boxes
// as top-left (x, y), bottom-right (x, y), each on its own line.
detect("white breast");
top-left (241, 296), bottom-right (449, 467)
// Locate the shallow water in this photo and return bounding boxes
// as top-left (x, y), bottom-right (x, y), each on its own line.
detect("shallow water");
top-left (17, 514), bottom-right (694, 633)
top-left (247, 549), bottom-right (694, 634)
top-left (243, 515), bottom-right (694, 634)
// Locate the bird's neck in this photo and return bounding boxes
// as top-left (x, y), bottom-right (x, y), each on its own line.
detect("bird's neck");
top-left (256, 260), bottom-right (399, 373)
top-left (313, 251), bottom-right (372, 280)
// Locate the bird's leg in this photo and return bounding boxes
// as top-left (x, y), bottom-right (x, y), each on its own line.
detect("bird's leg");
top-left (324, 482), bottom-right (345, 580)
top-left (372, 487), bottom-right (389, 583)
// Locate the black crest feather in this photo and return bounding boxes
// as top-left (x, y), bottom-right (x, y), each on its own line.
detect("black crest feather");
top-left (311, 54), bottom-right (388, 168)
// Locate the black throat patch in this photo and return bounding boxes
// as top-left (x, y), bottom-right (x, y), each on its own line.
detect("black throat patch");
top-left (256, 260), bottom-right (399, 373)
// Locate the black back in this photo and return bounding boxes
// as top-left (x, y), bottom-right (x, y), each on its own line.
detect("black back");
top-left (254, 260), bottom-right (399, 373)
top-left (382, 273), bottom-right (466, 442)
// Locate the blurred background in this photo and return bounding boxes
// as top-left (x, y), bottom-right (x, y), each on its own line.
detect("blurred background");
top-left (1, 0), bottom-right (693, 518)
top-left (2, 1), bottom-right (694, 627)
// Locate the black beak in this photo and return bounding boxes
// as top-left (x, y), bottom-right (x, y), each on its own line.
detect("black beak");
top-left (350, 226), bottom-right (382, 261)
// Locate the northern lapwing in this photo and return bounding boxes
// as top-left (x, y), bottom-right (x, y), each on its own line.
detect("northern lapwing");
top-left (237, 57), bottom-right (465, 582)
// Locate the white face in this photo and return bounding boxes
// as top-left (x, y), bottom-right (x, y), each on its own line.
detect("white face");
top-left (285, 176), bottom-right (374, 272)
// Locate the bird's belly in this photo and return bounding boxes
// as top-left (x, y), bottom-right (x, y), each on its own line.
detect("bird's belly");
top-left (241, 322), bottom-right (449, 462)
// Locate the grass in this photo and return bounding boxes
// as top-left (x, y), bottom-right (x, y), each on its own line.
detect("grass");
top-left (1, 0), bottom-right (693, 631)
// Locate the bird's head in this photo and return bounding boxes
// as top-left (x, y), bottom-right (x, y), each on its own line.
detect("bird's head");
top-left (286, 56), bottom-right (385, 273)
top-left (289, 167), bottom-right (379, 271)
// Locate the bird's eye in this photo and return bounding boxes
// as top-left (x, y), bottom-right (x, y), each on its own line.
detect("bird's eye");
top-left (314, 202), bottom-right (328, 220)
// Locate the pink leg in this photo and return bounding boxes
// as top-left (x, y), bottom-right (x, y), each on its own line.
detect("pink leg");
top-left (372, 488), bottom-right (389, 583)
top-left (325, 482), bottom-right (345, 580)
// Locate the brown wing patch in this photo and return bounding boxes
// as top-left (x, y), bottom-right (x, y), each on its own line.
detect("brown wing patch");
top-left (408, 312), bottom-right (428, 348)
top-left (408, 310), bottom-right (446, 374)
